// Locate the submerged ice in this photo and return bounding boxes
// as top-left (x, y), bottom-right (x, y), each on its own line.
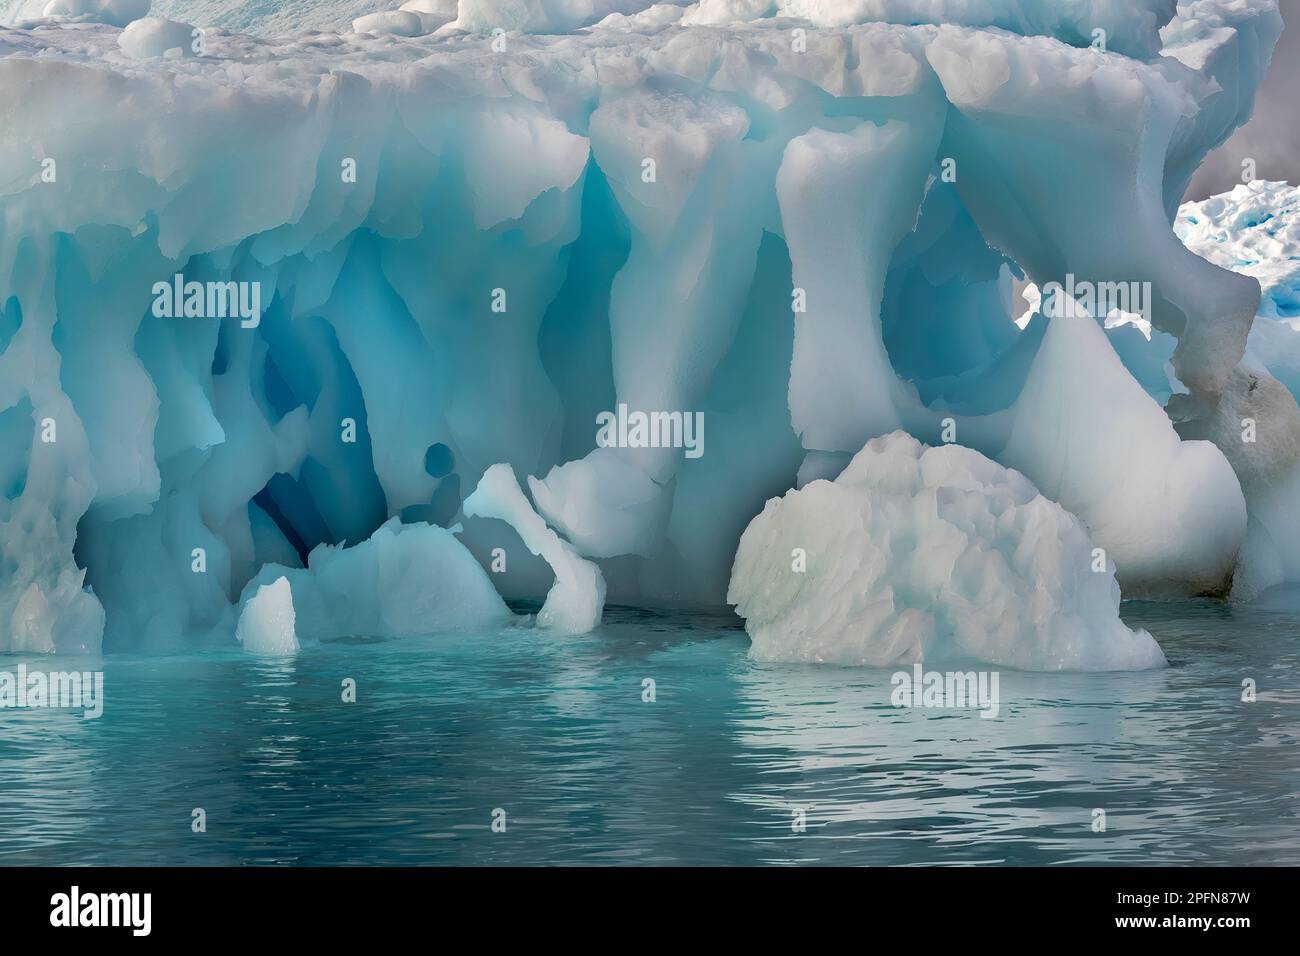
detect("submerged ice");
top-left (0, 0), bottom-right (1291, 665)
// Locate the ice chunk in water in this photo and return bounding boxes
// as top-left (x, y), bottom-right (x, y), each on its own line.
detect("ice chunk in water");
top-left (239, 519), bottom-right (512, 640)
top-left (728, 432), bottom-right (1167, 672)
top-left (235, 576), bottom-right (298, 656)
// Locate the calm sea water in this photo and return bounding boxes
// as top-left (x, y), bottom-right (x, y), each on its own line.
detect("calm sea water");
top-left (1, 601), bottom-right (1297, 866)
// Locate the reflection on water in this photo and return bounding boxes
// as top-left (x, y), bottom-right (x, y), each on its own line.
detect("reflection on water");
top-left (0, 602), bottom-right (1296, 865)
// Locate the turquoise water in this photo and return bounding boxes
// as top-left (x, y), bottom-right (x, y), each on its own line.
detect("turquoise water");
top-left (1, 601), bottom-right (1297, 866)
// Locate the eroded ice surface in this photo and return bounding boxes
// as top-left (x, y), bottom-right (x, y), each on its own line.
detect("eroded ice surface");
top-left (0, 0), bottom-right (1289, 657)
top-left (727, 431), bottom-right (1166, 671)
top-left (463, 462), bottom-right (605, 633)
top-left (998, 290), bottom-right (1247, 599)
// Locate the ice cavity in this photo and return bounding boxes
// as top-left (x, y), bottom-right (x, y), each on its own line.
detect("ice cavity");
top-left (235, 575), bottom-right (298, 655)
top-left (464, 463), bottom-right (605, 633)
top-left (728, 432), bottom-right (1167, 672)
top-left (238, 519), bottom-right (512, 641)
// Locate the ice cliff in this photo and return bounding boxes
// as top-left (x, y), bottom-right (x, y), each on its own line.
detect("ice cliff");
top-left (0, 0), bottom-right (1289, 659)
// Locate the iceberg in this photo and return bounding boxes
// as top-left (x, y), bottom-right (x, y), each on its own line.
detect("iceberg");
top-left (727, 431), bottom-right (1167, 671)
top-left (0, 0), bottom-right (1289, 658)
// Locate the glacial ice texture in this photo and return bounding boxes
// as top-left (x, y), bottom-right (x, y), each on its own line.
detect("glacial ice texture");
top-left (0, 0), bottom-right (1289, 656)
top-left (238, 519), bottom-right (512, 642)
top-left (727, 432), bottom-right (1167, 671)
top-left (235, 575), bottom-right (299, 655)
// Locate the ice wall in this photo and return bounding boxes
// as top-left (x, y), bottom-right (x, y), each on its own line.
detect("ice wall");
top-left (0, 1), bottom-right (1285, 651)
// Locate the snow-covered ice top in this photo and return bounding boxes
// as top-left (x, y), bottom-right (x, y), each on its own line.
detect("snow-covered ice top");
top-left (0, 0), bottom-right (1188, 54)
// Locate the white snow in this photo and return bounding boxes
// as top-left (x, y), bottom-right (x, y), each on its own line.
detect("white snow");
top-left (117, 16), bottom-right (196, 57)
top-left (352, 9), bottom-right (423, 34)
top-left (4, 0), bottom-right (398, 33)
top-left (399, 0), bottom-right (457, 32)
top-left (0, 0), bottom-right (1191, 49)
top-left (41, 0), bottom-right (150, 25)
top-left (728, 431), bottom-right (1167, 671)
